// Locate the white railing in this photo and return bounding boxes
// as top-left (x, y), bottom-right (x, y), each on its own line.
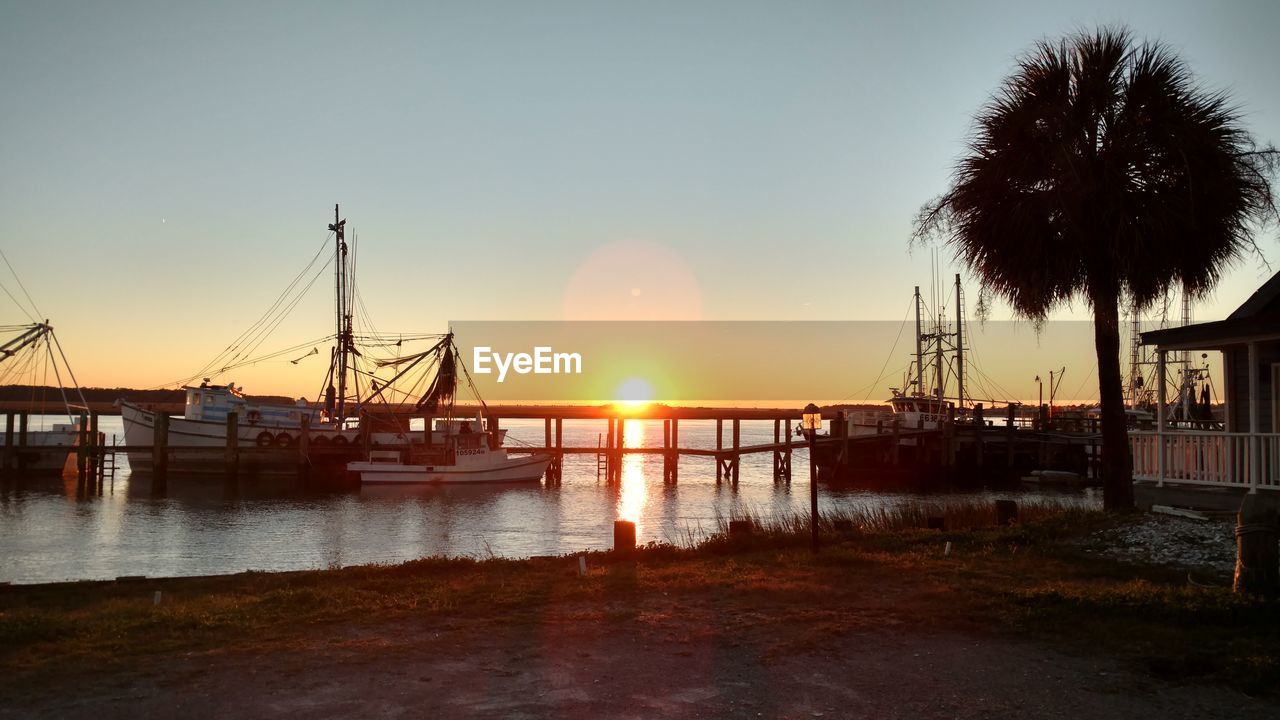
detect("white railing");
top-left (1130, 431), bottom-right (1280, 491)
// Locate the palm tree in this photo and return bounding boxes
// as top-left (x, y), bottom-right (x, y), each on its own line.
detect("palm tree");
top-left (916, 27), bottom-right (1278, 510)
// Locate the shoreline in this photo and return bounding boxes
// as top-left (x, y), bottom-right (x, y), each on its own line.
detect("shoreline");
top-left (3, 505), bottom-right (1277, 716)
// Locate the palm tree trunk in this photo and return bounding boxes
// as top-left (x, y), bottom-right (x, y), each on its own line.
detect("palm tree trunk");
top-left (1091, 286), bottom-right (1136, 511)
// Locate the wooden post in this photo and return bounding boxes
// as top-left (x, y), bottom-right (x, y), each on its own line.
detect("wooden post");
top-left (424, 415), bottom-right (433, 447)
top-left (973, 403), bottom-right (985, 468)
top-left (773, 419), bottom-right (781, 483)
top-left (613, 520), bottom-right (636, 556)
top-left (225, 413), bottom-right (239, 482)
top-left (89, 412), bottom-right (100, 488)
top-left (891, 416), bottom-right (901, 466)
top-left (77, 412), bottom-right (88, 486)
top-left (995, 499), bottom-right (1018, 525)
top-left (670, 418), bottom-right (678, 484)
top-left (554, 417), bottom-right (563, 486)
top-left (1233, 493), bottom-right (1279, 597)
top-left (716, 418), bottom-right (723, 483)
top-left (663, 419), bottom-right (672, 483)
top-left (2, 412), bottom-right (13, 475)
top-left (18, 411), bottom-right (27, 451)
top-left (731, 418), bottom-right (741, 486)
top-left (153, 413), bottom-right (169, 487)
top-left (545, 418), bottom-right (552, 448)
top-left (1006, 404), bottom-right (1016, 469)
top-left (297, 415), bottom-right (310, 486)
top-left (784, 418), bottom-right (792, 484)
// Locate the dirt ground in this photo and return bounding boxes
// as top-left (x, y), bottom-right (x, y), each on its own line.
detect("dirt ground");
top-left (3, 585), bottom-right (1274, 719)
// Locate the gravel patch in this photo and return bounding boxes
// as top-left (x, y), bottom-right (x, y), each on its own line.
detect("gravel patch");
top-left (1081, 513), bottom-right (1237, 577)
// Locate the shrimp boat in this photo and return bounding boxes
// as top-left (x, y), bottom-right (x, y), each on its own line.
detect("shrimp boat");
top-left (348, 334), bottom-right (551, 485)
top-left (119, 206), bottom-right (379, 474)
top-left (1, 319), bottom-right (94, 474)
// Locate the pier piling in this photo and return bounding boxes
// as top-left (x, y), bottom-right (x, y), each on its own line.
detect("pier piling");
top-left (225, 413), bottom-right (239, 482)
top-left (2, 412), bottom-right (13, 475)
top-left (153, 413), bottom-right (169, 490)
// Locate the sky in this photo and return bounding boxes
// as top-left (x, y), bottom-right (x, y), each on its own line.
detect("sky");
top-left (1, 1), bottom-right (1277, 400)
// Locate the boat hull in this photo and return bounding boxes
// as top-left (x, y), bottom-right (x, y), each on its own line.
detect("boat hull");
top-left (120, 401), bottom-right (365, 475)
top-left (351, 454), bottom-right (552, 485)
top-left (0, 429), bottom-right (80, 474)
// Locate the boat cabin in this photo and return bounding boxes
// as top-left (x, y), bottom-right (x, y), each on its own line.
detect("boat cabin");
top-left (184, 384), bottom-right (312, 427)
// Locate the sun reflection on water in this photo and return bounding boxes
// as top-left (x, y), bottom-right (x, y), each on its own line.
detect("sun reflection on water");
top-left (616, 419), bottom-right (647, 528)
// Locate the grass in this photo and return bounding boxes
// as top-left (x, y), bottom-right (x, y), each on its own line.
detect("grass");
top-left (2, 498), bottom-right (1277, 695)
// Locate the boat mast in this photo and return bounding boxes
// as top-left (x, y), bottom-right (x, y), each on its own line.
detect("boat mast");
top-left (327, 204), bottom-right (350, 421)
top-left (914, 286), bottom-right (923, 396)
top-left (954, 273), bottom-right (964, 412)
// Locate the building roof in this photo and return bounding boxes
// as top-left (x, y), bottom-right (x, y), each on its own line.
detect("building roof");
top-left (1141, 270), bottom-right (1280, 349)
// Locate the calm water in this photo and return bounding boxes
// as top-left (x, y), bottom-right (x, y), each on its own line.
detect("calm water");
top-left (0, 415), bottom-right (1100, 584)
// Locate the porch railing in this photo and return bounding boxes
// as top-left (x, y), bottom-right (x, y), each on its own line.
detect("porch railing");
top-left (1130, 431), bottom-right (1280, 491)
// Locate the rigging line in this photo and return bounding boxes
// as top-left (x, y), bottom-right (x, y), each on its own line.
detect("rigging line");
top-left (192, 242), bottom-right (331, 379)
top-left (187, 232), bottom-right (333, 381)
top-left (840, 295), bottom-right (915, 402)
top-left (0, 279), bottom-right (36, 323)
top-left (0, 248), bottom-right (42, 318)
top-left (44, 340), bottom-right (75, 423)
top-left (1069, 365), bottom-right (1097, 404)
top-left (49, 330), bottom-right (88, 410)
top-left (209, 336), bottom-right (335, 377)
top-left (218, 253), bottom-right (335, 370)
top-left (166, 335), bottom-right (332, 388)
top-left (225, 256), bottom-right (334, 370)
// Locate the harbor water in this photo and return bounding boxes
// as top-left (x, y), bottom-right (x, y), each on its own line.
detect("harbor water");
top-left (0, 415), bottom-right (1100, 584)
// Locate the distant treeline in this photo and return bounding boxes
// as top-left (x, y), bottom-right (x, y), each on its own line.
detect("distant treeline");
top-left (0, 385), bottom-right (296, 405)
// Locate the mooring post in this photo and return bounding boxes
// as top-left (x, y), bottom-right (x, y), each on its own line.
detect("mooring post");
top-left (225, 413), bottom-right (239, 482)
top-left (973, 403), bottom-right (985, 468)
top-left (663, 419), bottom-right (672, 484)
top-left (18, 411), bottom-right (28, 451)
top-left (1006, 404), bottom-right (1016, 469)
top-left (784, 418), bottom-right (792, 484)
top-left (891, 416), bottom-right (901, 466)
top-left (716, 418), bottom-right (724, 483)
top-left (610, 417), bottom-right (623, 484)
top-left (670, 418), bottom-right (679, 484)
top-left (89, 412), bottom-right (100, 488)
top-left (545, 417), bottom-right (552, 449)
top-left (553, 417), bottom-right (563, 486)
top-left (995, 499), bottom-right (1018, 525)
top-left (1234, 493), bottom-right (1279, 597)
top-left (614, 519), bottom-right (636, 557)
top-left (297, 415), bottom-right (310, 486)
top-left (77, 412), bottom-right (88, 487)
top-left (731, 418), bottom-right (741, 486)
top-left (153, 413), bottom-right (169, 488)
top-left (2, 412), bottom-right (13, 475)
top-left (773, 419), bottom-right (781, 483)
top-left (834, 410), bottom-right (848, 477)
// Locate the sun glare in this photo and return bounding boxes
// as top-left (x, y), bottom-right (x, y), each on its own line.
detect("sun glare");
top-left (614, 377), bottom-right (653, 412)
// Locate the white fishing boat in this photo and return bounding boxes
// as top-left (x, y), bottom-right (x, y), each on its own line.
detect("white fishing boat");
top-left (118, 205), bottom-right (422, 474)
top-left (351, 419), bottom-right (550, 485)
top-left (348, 334), bottom-right (551, 485)
top-left (119, 383), bottom-right (363, 471)
top-left (0, 315), bottom-right (94, 474)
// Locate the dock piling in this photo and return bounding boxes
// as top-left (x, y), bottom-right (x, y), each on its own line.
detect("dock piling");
top-left (225, 413), bottom-right (239, 482)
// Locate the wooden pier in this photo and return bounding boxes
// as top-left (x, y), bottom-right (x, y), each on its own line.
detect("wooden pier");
top-left (1, 405), bottom-right (1104, 493)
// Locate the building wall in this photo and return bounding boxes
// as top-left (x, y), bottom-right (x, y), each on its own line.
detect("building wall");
top-left (1225, 340), bottom-right (1280, 433)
